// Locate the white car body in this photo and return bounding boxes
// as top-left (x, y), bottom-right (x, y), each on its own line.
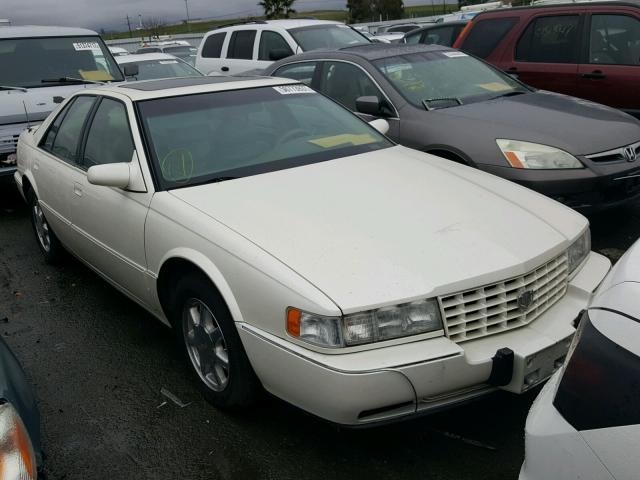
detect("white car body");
top-left (195, 20), bottom-right (369, 75)
top-left (15, 76), bottom-right (611, 426)
top-left (520, 239), bottom-right (640, 480)
top-left (108, 46), bottom-right (130, 57)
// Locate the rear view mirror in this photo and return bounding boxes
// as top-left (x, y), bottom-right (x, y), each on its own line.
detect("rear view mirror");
top-left (88, 163), bottom-right (131, 188)
top-left (369, 119), bottom-right (389, 135)
top-left (123, 64), bottom-right (139, 77)
top-left (269, 49), bottom-right (292, 61)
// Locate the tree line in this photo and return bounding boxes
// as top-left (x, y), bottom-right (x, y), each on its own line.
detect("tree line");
top-left (347, 0), bottom-right (405, 23)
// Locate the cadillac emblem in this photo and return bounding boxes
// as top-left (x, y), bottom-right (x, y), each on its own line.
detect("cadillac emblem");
top-left (517, 290), bottom-right (534, 312)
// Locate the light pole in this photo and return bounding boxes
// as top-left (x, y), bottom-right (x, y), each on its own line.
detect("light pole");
top-left (184, 0), bottom-right (191, 31)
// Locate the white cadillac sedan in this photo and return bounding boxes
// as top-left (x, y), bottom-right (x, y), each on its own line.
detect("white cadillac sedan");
top-left (14, 76), bottom-right (611, 425)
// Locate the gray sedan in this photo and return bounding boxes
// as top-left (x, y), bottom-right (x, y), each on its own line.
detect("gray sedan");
top-left (266, 44), bottom-right (640, 211)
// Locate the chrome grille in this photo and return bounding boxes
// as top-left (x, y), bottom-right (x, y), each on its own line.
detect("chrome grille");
top-left (439, 254), bottom-right (569, 343)
top-left (0, 134), bottom-right (20, 158)
top-left (586, 141), bottom-right (640, 163)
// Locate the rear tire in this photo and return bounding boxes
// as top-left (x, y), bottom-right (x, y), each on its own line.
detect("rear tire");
top-left (28, 190), bottom-right (64, 264)
top-left (170, 274), bottom-right (261, 408)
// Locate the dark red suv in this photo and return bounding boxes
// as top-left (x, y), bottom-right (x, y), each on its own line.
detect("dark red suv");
top-left (453, 2), bottom-right (640, 117)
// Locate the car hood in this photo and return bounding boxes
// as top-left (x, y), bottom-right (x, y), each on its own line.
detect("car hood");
top-left (0, 84), bottom-right (87, 125)
top-left (430, 90), bottom-right (640, 156)
top-left (170, 146), bottom-right (587, 312)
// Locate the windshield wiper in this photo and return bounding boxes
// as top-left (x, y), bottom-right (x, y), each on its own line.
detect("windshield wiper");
top-left (489, 91), bottom-right (528, 100)
top-left (0, 85), bottom-right (28, 92)
top-left (422, 97), bottom-right (462, 111)
top-left (41, 77), bottom-right (105, 85)
top-left (181, 176), bottom-right (238, 188)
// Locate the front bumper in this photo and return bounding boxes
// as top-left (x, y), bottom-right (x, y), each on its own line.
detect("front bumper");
top-left (519, 371), bottom-right (613, 480)
top-left (478, 161), bottom-right (640, 211)
top-left (239, 252), bottom-right (611, 426)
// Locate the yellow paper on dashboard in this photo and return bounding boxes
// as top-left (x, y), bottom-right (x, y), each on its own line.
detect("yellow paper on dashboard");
top-left (477, 82), bottom-right (511, 92)
top-left (309, 134), bottom-right (376, 148)
top-left (79, 70), bottom-right (114, 81)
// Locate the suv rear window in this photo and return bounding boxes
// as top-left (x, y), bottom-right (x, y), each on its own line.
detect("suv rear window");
top-left (461, 17), bottom-right (518, 58)
top-left (516, 15), bottom-right (580, 63)
top-left (227, 30), bottom-right (256, 60)
top-left (202, 32), bottom-right (226, 58)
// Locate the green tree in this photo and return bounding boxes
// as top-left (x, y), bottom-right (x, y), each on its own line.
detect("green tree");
top-left (347, 0), bottom-right (372, 23)
top-left (258, 0), bottom-right (297, 19)
top-left (372, 0), bottom-right (404, 20)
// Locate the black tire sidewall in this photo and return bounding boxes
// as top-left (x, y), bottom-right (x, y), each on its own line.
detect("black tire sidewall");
top-left (27, 190), bottom-right (63, 264)
top-left (171, 274), bottom-right (259, 408)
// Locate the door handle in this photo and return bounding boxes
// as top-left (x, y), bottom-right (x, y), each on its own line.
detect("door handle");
top-left (73, 182), bottom-right (83, 197)
top-left (221, 66), bottom-right (229, 72)
top-left (582, 70), bottom-right (606, 79)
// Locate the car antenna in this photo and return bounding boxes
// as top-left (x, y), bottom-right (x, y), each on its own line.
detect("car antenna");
top-left (22, 100), bottom-right (31, 128)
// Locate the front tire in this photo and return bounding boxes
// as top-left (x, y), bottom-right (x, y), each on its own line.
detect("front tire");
top-left (28, 190), bottom-right (64, 264)
top-left (171, 274), bottom-right (260, 408)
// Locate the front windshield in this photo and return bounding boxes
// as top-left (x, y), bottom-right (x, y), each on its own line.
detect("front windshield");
top-left (374, 50), bottom-right (529, 109)
top-left (0, 36), bottom-right (124, 88)
top-left (138, 85), bottom-right (392, 190)
top-left (126, 59), bottom-right (202, 80)
top-left (288, 25), bottom-right (369, 51)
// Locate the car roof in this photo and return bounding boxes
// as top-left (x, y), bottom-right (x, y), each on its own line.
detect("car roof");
top-left (0, 25), bottom-right (98, 38)
top-left (404, 20), bottom-right (469, 34)
top-left (116, 53), bottom-right (183, 64)
top-left (88, 75), bottom-right (299, 101)
top-left (210, 19), bottom-right (342, 32)
top-left (474, 1), bottom-right (639, 17)
top-left (276, 43), bottom-right (451, 63)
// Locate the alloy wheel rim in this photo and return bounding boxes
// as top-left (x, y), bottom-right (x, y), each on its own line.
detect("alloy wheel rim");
top-left (33, 203), bottom-right (51, 252)
top-left (183, 298), bottom-right (229, 392)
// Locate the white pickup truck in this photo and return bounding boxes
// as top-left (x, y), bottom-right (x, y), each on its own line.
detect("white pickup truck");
top-left (1, 26), bottom-right (124, 187)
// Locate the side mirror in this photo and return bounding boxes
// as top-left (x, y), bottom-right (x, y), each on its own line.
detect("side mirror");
top-left (269, 49), bottom-right (292, 61)
top-left (356, 96), bottom-right (384, 117)
top-left (123, 64), bottom-right (139, 77)
top-left (369, 119), bottom-right (389, 135)
top-left (88, 163), bottom-right (131, 188)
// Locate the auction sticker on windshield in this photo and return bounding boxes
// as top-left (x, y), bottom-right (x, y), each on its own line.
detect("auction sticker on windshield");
top-left (73, 42), bottom-right (101, 51)
top-left (442, 51), bottom-right (467, 58)
top-left (273, 85), bottom-right (315, 95)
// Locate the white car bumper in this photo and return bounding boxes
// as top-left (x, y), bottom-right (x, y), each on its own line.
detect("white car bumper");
top-left (239, 252), bottom-right (611, 426)
top-left (519, 371), bottom-right (614, 480)
top-left (0, 122), bottom-right (27, 180)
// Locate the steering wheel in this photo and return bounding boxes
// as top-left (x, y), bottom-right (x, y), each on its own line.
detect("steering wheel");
top-left (276, 129), bottom-right (308, 148)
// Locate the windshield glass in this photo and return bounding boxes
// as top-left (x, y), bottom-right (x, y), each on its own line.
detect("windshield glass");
top-left (125, 59), bottom-right (202, 80)
top-left (0, 36), bottom-right (124, 88)
top-left (164, 46), bottom-right (194, 54)
top-left (288, 25), bottom-right (369, 51)
top-left (138, 85), bottom-right (392, 189)
top-left (374, 50), bottom-right (529, 109)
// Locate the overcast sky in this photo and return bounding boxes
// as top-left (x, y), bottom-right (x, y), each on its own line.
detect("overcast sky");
top-left (2, 0), bottom-right (452, 31)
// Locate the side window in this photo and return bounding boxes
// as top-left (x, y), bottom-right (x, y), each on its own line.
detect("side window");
top-left (319, 61), bottom-right (386, 112)
top-left (40, 101), bottom-right (73, 153)
top-left (50, 96), bottom-right (95, 165)
top-left (273, 62), bottom-right (319, 86)
top-left (227, 30), bottom-right (257, 60)
top-left (461, 17), bottom-right (519, 58)
top-left (425, 26), bottom-right (455, 46)
top-left (202, 32), bottom-right (226, 58)
top-left (84, 98), bottom-right (134, 168)
top-left (404, 31), bottom-right (422, 44)
top-left (515, 15), bottom-right (580, 63)
top-left (589, 14), bottom-right (640, 66)
top-left (258, 31), bottom-right (293, 61)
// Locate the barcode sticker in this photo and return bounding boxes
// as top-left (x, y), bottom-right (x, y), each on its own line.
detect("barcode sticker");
top-left (273, 85), bottom-right (314, 95)
top-left (73, 42), bottom-right (101, 51)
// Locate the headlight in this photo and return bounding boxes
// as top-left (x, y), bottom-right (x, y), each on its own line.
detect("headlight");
top-left (568, 229), bottom-right (591, 274)
top-left (287, 299), bottom-right (443, 348)
top-left (0, 402), bottom-right (37, 480)
top-left (497, 139), bottom-right (583, 169)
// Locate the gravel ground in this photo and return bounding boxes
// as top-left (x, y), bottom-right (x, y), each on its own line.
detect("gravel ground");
top-left (1, 187), bottom-right (639, 480)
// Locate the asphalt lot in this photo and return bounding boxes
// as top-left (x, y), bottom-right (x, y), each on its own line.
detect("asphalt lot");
top-left (1, 186), bottom-right (639, 480)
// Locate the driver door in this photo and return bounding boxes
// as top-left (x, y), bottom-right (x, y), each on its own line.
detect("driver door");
top-left (69, 95), bottom-right (153, 305)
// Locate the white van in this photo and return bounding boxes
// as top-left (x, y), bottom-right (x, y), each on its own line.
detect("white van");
top-left (1, 26), bottom-right (124, 185)
top-left (195, 19), bottom-right (370, 75)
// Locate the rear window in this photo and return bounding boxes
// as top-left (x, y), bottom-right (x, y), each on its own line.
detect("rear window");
top-left (202, 32), bottom-right (226, 58)
top-left (460, 17), bottom-right (518, 58)
top-left (288, 25), bottom-right (369, 51)
top-left (227, 30), bottom-right (256, 60)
